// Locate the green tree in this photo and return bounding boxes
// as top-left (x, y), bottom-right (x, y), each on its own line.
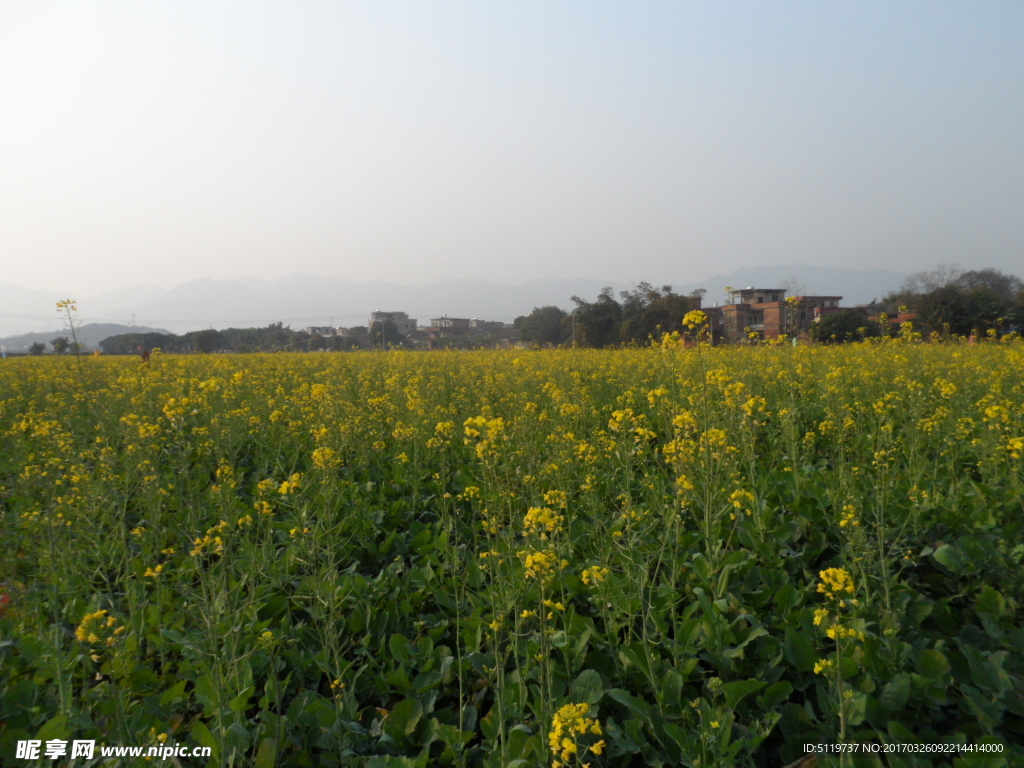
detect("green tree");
top-left (956, 268), bottom-right (1023, 305)
top-left (888, 266), bottom-right (1023, 336)
top-left (515, 306), bottom-right (569, 346)
top-left (617, 283), bottom-right (702, 344)
top-left (99, 332), bottom-right (178, 354)
top-left (51, 336), bottom-right (70, 354)
top-left (570, 287), bottom-right (623, 348)
top-left (369, 320), bottom-right (403, 349)
top-left (814, 310), bottom-right (879, 343)
top-left (916, 286), bottom-right (975, 335)
top-left (28, 342), bottom-right (46, 355)
top-left (189, 329), bottom-right (224, 353)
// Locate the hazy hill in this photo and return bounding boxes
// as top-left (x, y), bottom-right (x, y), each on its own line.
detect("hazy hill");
top-left (0, 323), bottom-right (172, 352)
top-left (0, 267), bottom-right (904, 337)
top-left (0, 281), bottom-right (77, 338)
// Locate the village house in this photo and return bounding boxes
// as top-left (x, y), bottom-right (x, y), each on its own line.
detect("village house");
top-left (428, 315), bottom-right (472, 335)
top-left (368, 311), bottom-right (417, 334)
top-left (715, 288), bottom-right (844, 342)
top-left (420, 315), bottom-right (519, 346)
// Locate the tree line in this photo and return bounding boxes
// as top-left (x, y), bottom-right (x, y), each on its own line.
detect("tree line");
top-left (816, 266), bottom-right (1024, 342)
top-left (98, 323), bottom-right (369, 355)
top-left (91, 267), bottom-right (1024, 353)
top-left (514, 282), bottom-right (704, 347)
top-left (97, 321), bottom-right (503, 354)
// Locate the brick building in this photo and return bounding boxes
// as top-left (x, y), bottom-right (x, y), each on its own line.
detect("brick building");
top-left (717, 288), bottom-right (843, 341)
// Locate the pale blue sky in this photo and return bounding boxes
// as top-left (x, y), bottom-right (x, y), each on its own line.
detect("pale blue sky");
top-left (1, 2), bottom-right (1021, 295)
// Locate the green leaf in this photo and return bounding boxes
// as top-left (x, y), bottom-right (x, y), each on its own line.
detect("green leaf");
top-left (36, 714), bottom-right (69, 742)
top-left (460, 704), bottom-right (478, 733)
top-left (606, 688), bottom-right (653, 721)
top-left (878, 673), bottom-right (911, 713)
top-left (932, 544), bottom-right (963, 573)
top-left (845, 691), bottom-right (867, 726)
top-left (571, 669), bottom-right (604, 705)
top-left (886, 720), bottom-right (919, 744)
top-left (479, 707), bottom-right (498, 741)
top-left (774, 584), bottom-right (800, 614)
top-left (660, 669), bottom-right (685, 710)
top-left (254, 737), bottom-right (277, 768)
top-left (190, 721), bottom-right (219, 760)
top-left (193, 674), bottom-right (219, 715)
top-left (229, 685), bottom-right (254, 713)
top-left (723, 679), bottom-right (765, 709)
top-left (783, 626), bottom-right (817, 671)
top-left (506, 725), bottom-right (536, 761)
top-left (160, 679), bottom-right (188, 706)
top-left (962, 646), bottom-right (1010, 696)
top-left (975, 587), bottom-right (1006, 617)
top-left (756, 681), bottom-right (792, 711)
top-left (390, 633), bottom-right (414, 665)
top-left (412, 669), bottom-right (443, 692)
top-left (915, 648), bottom-right (950, 685)
top-left (390, 698), bottom-right (424, 736)
top-left (724, 626), bottom-right (769, 658)
top-left (619, 644), bottom-right (654, 682)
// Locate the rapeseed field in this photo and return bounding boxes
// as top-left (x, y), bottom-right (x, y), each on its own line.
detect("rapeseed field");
top-left (1, 342), bottom-right (1022, 767)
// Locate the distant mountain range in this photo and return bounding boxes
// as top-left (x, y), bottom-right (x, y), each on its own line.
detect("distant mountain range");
top-left (0, 265), bottom-right (905, 340)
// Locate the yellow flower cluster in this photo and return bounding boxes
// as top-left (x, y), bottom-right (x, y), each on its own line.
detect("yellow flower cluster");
top-left (1008, 436), bottom-right (1024, 460)
top-left (256, 630), bottom-right (277, 650)
top-left (839, 504), bottom-right (859, 528)
top-left (427, 420), bottom-right (455, 449)
top-left (826, 624), bottom-right (865, 641)
top-left (523, 506), bottom-right (564, 539)
top-left (190, 520), bottom-right (228, 556)
top-left (518, 549), bottom-right (567, 583)
top-left (581, 565), bottom-right (610, 586)
top-left (75, 609), bottom-right (125, 646)
top-left (463, 415), bottom-right (506, 459)
top-left (311, 447), bottom-right (338, 469)
top-left (542, 489), bottom-right (568, 509)
top-left (549, 702), bottom-right (604, 767)
top-left (256, 478), bottom-right (278, 495)
top-left (278, 473), bottom-right (302, 494)
top-left (682, 310), bottom-right (707, 330)
top-left (161, 397), bottom-right (198, 423)
top-left (815, 566), bottom-right (864, 677)
top-left (477, 549), bottom-right (504, 570)
top-left (741, 395), bottom-right (768, 418)
top-left (729, 489), bottom-right (755, 515)
top-left (817, 568), bottom-right (855, 599)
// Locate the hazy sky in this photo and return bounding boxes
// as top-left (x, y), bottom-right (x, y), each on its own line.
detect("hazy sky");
top-left (2, 1), bottom-right (1022, 296)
